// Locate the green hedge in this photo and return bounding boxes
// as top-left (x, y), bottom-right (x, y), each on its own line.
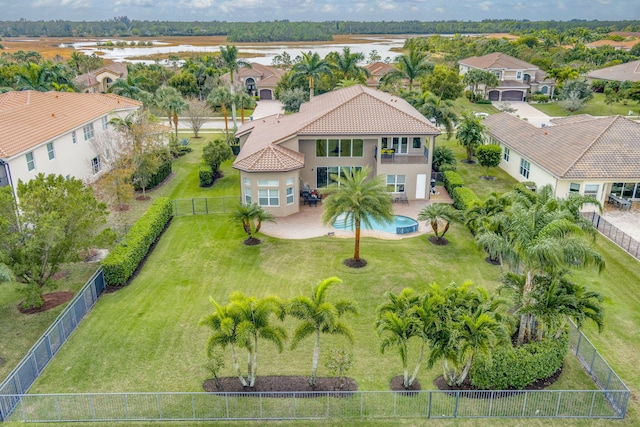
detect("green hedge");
top-left (452, 187), bottom-right (480, 211)
top-left (443, 170), bottom-right (464, 195)
top-left (199, 164), bottom-right (213, 187)
top-left (470, 332), bottom-right (569, 390)
top-left (133, 159), bottom-right (172, 191)
top-left (102, 197), bottom-right (173, 286)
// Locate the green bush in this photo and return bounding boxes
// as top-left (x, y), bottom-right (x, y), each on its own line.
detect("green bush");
top-left (532, 94), bottom-right (550, 103)
top-left (476, 99), bottom-right (493, 104)
top-left (438, 163), bottom-right (457, 172)
top-left (451, 187), bottom-right (480, 211)
top-left (199, 163), bottom-right (214, 187)
top-left (133, 158), bottom-right (172, 191)
top-left (102, 197), bottom-right (173, 286)
top-left (443, 170), bottom-right (464, 194)
top-left (470, 332), bottom-right (569, 390)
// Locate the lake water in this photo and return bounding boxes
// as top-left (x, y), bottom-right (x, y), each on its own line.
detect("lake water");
top-left (67, 35), bottom-right (411, 65)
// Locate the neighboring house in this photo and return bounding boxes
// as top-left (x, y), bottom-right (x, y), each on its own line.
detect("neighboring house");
top-left (364, 61), bottom-right (396, 88)
top-left (458, 52), bottom-right (555, 101)
top-left (233, 85), bottom-right (440, 217)
top-left (586, 60), bottom-right (640, 83)
top-left (484, 112), bottom-right (640, 206)
top-left (0, 91), bottom-right (142, 193)
top-left (220, 63), bottom-right (285, 100)
top-left (585, 39), bottom-right (639, 51)
top-left (75, 62), bottom-right (128, 93)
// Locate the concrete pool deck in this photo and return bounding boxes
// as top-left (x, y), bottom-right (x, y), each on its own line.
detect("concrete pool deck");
top-left (260, 186), bottom-right (453, 240)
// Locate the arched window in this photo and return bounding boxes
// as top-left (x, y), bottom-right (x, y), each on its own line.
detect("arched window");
top-left (541, 86), bottom-right (548, 94)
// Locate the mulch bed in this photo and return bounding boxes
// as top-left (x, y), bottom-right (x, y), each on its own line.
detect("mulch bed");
top-left (203, 376), bottom-right (358, 396)
top-left (485, 257), bottom-right (501, 265)
top-left (243, 237), bottom-right (262, 246)
top-left (433, 367), bottom-right (563, 397)
top-left (390, 375), bottom-right (422, 395)
top-left (18, 291), bottom-right (74, 314)
top-left (344, 259), bottom-right (367, 268)
top-left (428, 236), bottom-right (449, 245)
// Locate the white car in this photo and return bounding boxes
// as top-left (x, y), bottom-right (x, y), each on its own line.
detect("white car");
top-left (474, 112), bottom-right (489, 119)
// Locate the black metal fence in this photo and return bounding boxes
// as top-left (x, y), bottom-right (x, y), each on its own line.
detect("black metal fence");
top-left (0, 269), bottom-right (105, 421)
top-left (172, 197), bottom-right (241, 216)
top-left (582, 212), bottom-right (640, 260)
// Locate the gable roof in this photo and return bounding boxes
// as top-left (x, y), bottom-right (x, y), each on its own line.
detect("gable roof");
top-left (234, 85), bottom-right (439, 172)
top-left (458, 52), bottom-right (538, 71)
top-left (485, 112), bottom-right (640, 180)
top-left (75, 62), bottom-right (128, 88)
top-left (586, 60), bottom-right (640, 83)
top-left (0, 91), bottom-right (141, 158)
top-left (221, 63), bottom-right (286, 88)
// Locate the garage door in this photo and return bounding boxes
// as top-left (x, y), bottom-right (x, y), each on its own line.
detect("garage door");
top-left (501, 90), bottom-right (524, 101)
top-left (488, 91), bottom-right (499, 101)
top-left (259, 89), bottom-right (272, 100)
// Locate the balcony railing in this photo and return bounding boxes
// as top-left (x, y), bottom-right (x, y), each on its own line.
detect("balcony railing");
top-left (380, 154), bottom-right (428, 164)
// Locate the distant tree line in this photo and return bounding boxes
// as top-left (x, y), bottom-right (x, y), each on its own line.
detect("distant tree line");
top-left (1, 18), bottom-right (640, 41)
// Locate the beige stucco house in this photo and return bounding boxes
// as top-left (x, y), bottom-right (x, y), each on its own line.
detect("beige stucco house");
top-left (0, 91), bottom-right (142, 193)
top-left (233, 85), bottom-right (440, 217)
top-left (75, 62), bottom-right (128, 93)
top-left (221, 63), bottom-right (285, 100)
top-left (484, 112), bottom-right (640, 206)
top-left (458, 52), bottom-right (555, 101)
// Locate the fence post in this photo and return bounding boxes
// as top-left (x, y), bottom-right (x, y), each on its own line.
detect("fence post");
top-left (555, 391), bottom-right (562, 416)
top-left (589, 391), bottom-right (597, 417)
top-left (521, 391), bottom-right (527, 417)
top-left (157, 393), bottom-right (162, 420)
top-left (90, 395), bottom-right (95, 420)
top-left (589, 347), bottom-right (597, 374)
top-left (454, 392), bottom-right (459, 417)
top-left (225, 394), bottom-right (229, 419)
top-left (260, 394), bottom-right (263, 419)
top-left (124, 394), bottom-right (128, 420)
top-left (427, 391), bottom-right (431, 419)
top-left (575, 331), bottom-right (582, 356)
top-left (359, 393), bottom-right (363, 418)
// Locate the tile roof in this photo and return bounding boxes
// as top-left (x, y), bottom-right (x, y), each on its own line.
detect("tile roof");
top-left (585, 40), bottom-right (639, 50)
top-left (0, 91), bottom-right (141, 158)
top-left (233, 85), bottom-right (440, 172)
top-left (459, 52), bottom-right (538, 71)
top-left (221, 63), bottom-right (286, 87)
top-left (485, 112), bottom-right (640, 180)
top-left (586, 60), bottom-right (640, 83)
top-left (233, 144), bottom-right (305, 172)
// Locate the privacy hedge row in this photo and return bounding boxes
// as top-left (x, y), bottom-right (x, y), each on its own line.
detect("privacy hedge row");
top-left (452, 187), bottom-right (481, 211)
top-left (470, 332), bottom-right (569, 390)
top-left (443, 170), bottom-right (464, 195)
top-left (133, 159), bottom-right (172, 191)
top-left (102, 197), bottom-right (173, 286)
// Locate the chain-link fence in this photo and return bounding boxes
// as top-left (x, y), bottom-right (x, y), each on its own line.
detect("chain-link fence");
top-left (582, 211), bottom-right (640, 260)
top-left (172, 197), bottom-right (241, 216)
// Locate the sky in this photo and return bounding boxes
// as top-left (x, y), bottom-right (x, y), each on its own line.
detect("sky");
top-left (0, 0), bottom-right (638, 23)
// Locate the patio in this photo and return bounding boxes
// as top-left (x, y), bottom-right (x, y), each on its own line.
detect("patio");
top-left (260, 186), bottom-right (453, 240)
top-left (601, 203), bottom-right (640, 242)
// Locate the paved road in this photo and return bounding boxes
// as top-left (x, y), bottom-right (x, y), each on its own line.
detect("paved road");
top-left (165, 100), bottom-right (285, 131)
top-left (492, 101), bottom-right (551, 128)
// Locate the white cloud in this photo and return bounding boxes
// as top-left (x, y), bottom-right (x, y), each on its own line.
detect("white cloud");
top-left (378, 0), bottom-right (398, 11)
top-left (321, 3), bottom-right (337, 13)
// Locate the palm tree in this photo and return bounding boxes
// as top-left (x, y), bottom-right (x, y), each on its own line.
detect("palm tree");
top-left (15, 62), bottom-right (53, 91)
top-left (456, 111), bottom-right (486, 163)
top-left (200, 297), bottom-right (249, 387)
top-left (417, 203), bottom-right (464, 244)
top-left (288, 277), bottom-right (358, 386)
top-left (207, 85), bottom-right (235, 135)
top-left (415, 93), bottom-right (458, 140)
top-left (108, 71), bottom-right (151, 102)
top-left (375, 288), bottom-right (421, 388)
top-left (155, 86), bottom-right (187, 137)
top-left (290, 51), bottom-right (332, 99)
top-left (229, 202), bottom-right (276, 245)
top-left (219, 44), bottom-right (252, 129)
top-left (321, 166), bottom-right (393, 267)
top-left (227, 292), bottom-right (287, 387)
top-left (383, 46), bottom-right (434, 91)
top-left (234, 89), bottom-right (256, 124)
top-left (462, 69), bottom-right (499, 100)
top-left (476, 185), bottom-right (605, 345)
top-left (327, 47), bottom-right (370, 82)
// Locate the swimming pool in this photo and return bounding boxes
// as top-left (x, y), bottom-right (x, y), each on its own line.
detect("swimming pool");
top-left (333, 215), bottom-right (419, 235)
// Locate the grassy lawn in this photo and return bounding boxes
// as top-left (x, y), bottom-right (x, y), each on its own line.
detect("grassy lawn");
top-left (532, 93), bottom-right (640, 117)
top-left (450, 97), bottom-right (499, 116)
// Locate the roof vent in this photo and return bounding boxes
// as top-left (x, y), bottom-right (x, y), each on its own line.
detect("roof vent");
top-left (51, 113), bottom-right (55, 117)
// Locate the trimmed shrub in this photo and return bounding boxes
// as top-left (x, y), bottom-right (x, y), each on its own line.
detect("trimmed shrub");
top-left (532, 94), bottom-right (550, 103)
top-left (133, 158), bottom-right (172, 191)
top-left (102, 197), bottom-right (173, 286)
top-left (452, 187), bottom-right (480, 211)
top-left (199, 164), bottom-right (214, 187)
top-left (443, 170), bottom-right (464, 195)
top-left (476, 99), bottom-right (493, 104)
top-left (470, 332), bottom-right (569, 390)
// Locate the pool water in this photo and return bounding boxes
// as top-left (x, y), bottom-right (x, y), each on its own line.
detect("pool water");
top-left (333, 215), bottom-right (419, 234)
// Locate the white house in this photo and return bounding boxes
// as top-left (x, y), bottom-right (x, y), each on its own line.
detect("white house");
top-left (0, 91), bottom-right (142, 193)
top-left (484, 112), bottom-right (640, 206)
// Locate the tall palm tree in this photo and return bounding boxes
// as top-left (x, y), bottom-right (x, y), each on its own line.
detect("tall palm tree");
top-left (476, 185), bottom-right (605, 345)
top-left (234, 89), bottom-right (256, 124)
top-left (456, 111), bottom-right (486, 163)
top-left (327, 47), bottom-right (370, 82)
top-left (227, 292), bottom-right (287, 387)
top-left (383, 46), bottom-right (434, 91)
top-left (462, 69), bottom-right (499, 100)
top-left (15, 62), bottom-right (53, 91)
top-left (200, 297), bottom-right (249, 387)
top-left (414, 93), bottom-right (458, 139)
top-left (229, 202), bottom-right (276, 245)
top-left (154, 86), bottom-right (187, 136)
top-left (290, 51), bottom-right (332, 99)
top-left (108, 71), bottom-right (150, 102)
top-left (417, 203), bottom-right (464, 244)
top-left (219, 44), bottom-right (252, 129)
top-left (288, 277), bottom-right (358, 386)
top-left (321, 166), bottom-right (393, 267)
top-left (207, 85), bottom-right (235, 135)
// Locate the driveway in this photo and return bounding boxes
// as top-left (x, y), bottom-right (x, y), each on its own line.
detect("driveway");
top-left (252, 100), bottom-right (284, 119)
top-left (493, 101), bottom-right (551, 128)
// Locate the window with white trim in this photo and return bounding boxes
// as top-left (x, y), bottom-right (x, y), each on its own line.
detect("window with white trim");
top-left (258, 189), bottom-right (279, 206)
top-left (316, 139), bottom-right (364, 157)
top-left (516, 71), bottom-right (522, 80)
top-left (243, 177), bottom-right (251, 186)
top-left (569, 183), bottom-right (580, 194)
top-left (83, 123), bottom-right (95, 140)
top-left (91, 156), bottom-right (101, 174)
top-left (72, 131), bottom-right (77, 144)
top-left (101, 116), bottom-right (108, 130)
top-left (584, 184), bottom-right (599, 198)
top-left (258, 179), bottom-right (279, 186)
top-left (519, 158), bottom-right (530, 179)
top-left (26, 151), bottom-right (36, 171)
top-left (46, 142), bottom-right (55, 160)
top-left (316, 166), bottom-right (362, 188)
top-left (386, 175), bottom-right (406, 193)
top-left (503, 147), bottom-right (510, 162)
top-left (412, 137), bottom-right (421, 149)
top-left (244, 187), bottom-right (252, 204)
top-left (286, 187), bottom-right (294, 205)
